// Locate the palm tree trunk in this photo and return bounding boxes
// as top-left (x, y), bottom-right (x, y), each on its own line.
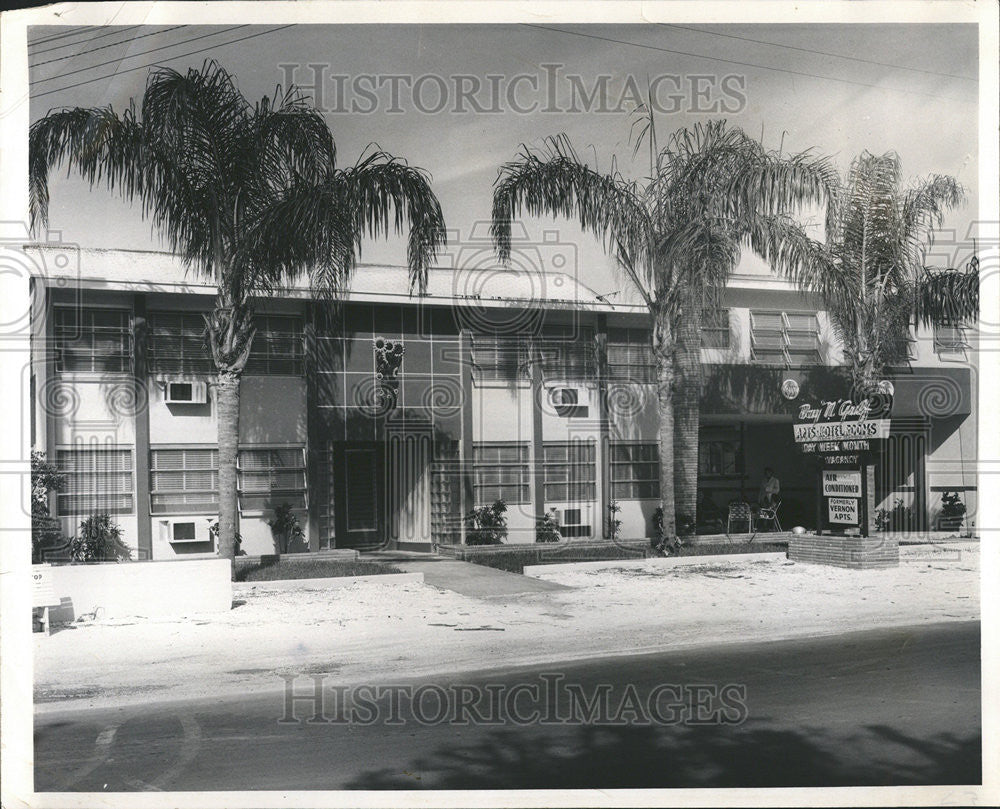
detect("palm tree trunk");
top-left (653, 307), bottom-right (677, 542)
top-left (205, 297), bottom-right (256, 563)
top-left (672, 289), bottom-right (702, 534)
top-left (215, 370), bottom-right (240, 561)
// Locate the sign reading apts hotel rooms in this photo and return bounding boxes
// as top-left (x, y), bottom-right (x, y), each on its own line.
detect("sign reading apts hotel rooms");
top-left (793, 398), bottom-right (891, 464)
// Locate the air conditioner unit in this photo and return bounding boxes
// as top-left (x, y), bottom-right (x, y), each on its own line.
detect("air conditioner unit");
top-left (557, 507), bottom-right (592, 539)
top-left (160, 518), bottom-right (212, 545)
top-left (548, 386), bottom-right (589, 418)
top-left (165, 379), bottom-right (208, 404)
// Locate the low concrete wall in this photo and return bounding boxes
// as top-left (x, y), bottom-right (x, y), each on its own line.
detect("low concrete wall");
top-left (43, 559), bottom-right (232, 622)
top-left (788, 534), bottom-right (899, 569)
top-left (234, 572), bottom-right (424, 592)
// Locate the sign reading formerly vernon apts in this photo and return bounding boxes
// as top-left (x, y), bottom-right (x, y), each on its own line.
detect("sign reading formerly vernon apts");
top-left (792, 399), bottom-right (889, 452)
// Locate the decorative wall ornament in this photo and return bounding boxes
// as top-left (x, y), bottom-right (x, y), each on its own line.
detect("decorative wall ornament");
top-left (374, 337), bottom-right (405, 410)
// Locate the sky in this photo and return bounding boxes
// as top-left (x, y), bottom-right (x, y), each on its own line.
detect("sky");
top-left (27, 22), bottom-right (980, 304)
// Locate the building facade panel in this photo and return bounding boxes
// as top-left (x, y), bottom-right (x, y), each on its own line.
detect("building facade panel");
top-left (30, 249), bottom-right (979, 557)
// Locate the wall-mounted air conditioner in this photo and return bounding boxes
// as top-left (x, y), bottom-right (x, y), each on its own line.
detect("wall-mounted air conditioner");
top-left (159, 518), bottom-right (212, 545)
top-left (164, 379), bottom-right (208, 404)
top-left (548, 386), bottom-right (589, 418)
top-left (557, 507), bottom-right (592, 538)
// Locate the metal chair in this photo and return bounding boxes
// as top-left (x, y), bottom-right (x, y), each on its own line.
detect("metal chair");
top-left (757, 498), bottom-right (782, 533)
top-left (726, 501), bottom-right (756, 542)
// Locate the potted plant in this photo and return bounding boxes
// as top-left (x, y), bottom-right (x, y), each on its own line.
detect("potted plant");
top-left (937, 491), bottom-right (966, 532)
top-left (465, 500), bottom-right (508, 545)
top-left (269, 502), bottom-right (305, 554)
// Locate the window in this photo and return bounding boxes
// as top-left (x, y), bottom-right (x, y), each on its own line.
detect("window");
top-left (887, 333), bottom-right (917, 363)
top-left (245, 315), bottom-right (305, 375)
top-left (54, 307), bottom-right (131, 373)
top-left (148, 312), bottom-right (304, 375)
top-left (934, 321), bottom-right (969, 354)
top-left (607, 327), bottom-right (655, 383)
top-left (543, 441), bottom-right (597, 502)
top-left (698, 437), bottom-right (741, 477)
top-left (538, 325), bottom-right (596, 380)
top-left (473, 443), bottom-right (530, 505)
top-left (237, 447), bottom-right (307, 512)
top-left (750, 310), bottom-right (820, 366)
top-left (150, 447), bottom-right (218, 515)
top-left (610, 443), bottom-right (660, 500)
top-left (701, 308), bottom-right (731, 349)
top-left (470, 334), bottom-right (527, 381)
top-left (56, 448), bottom-right (134, 515)
top-left (148, 312), bottom-right (214, 374)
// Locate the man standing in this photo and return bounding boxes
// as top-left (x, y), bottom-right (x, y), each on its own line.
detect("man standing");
top-left (759, 467), bottom-right (780, 507)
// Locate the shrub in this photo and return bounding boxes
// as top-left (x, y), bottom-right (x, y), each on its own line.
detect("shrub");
top-left (31, 451), bottom-right (67, 563)
top-left (465, 500), bottom-right (508, 545)
top-left (536, 512), bottom-right (561, 543)
top-left (268, 502), bottom-right (304, 553)
top-left (938, 491), bottom-right (966, 530)
top-left (209, 518), bottom-right (244, 555)
top-left (875, 498), bottom-right (915, 532)
top-left (71, 514), bottom-right (132, 562)
top-left (607, 501), bottom-right (622, 542)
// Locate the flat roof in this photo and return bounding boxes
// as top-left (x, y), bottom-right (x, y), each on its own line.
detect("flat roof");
top-left (24, 245), bottom-right (807, 312)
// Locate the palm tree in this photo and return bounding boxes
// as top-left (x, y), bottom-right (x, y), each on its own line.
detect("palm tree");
top-left (491, 119), bottom-right (835, 540)
top-left (814, 151), bottom-right (977, 396)
top-left (30, 61), bottom-right (446, 560)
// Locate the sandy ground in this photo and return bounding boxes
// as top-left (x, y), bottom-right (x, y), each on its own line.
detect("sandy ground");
top-left (34, 542), bottom-right (979, 712)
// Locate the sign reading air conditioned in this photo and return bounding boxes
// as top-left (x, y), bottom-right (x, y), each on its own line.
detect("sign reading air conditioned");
top-left (549, 387), bottom-right (589, 418)
top-left (165, 380), bottom-right (208, 404)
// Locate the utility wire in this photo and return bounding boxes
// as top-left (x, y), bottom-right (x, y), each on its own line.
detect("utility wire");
top-left (33, 26), bottom-right (295, 100)
top-left (27, 26), bottom-right (93, 47)
top-left (658, 23), bottom-right (976, 83)
top-left (29, 25), bottom-right (144, 56)
top-left (32, 26), bottom-right (249, 85)
top-left (31, 26), bottom-right (187, 68)
top-left (523, 24), bottom-right (970, 102)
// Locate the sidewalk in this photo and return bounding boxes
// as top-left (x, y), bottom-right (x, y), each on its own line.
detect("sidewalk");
top-left (34, 542), bottom-right (979, 712)
top-left (390, 558), bottom-right (571, 598)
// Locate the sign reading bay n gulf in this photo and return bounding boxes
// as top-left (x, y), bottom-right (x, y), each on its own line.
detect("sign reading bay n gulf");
top-left (793, 398), bottom-right (891, 444)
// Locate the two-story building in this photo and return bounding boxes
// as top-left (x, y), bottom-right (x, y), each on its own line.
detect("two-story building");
top-left (28, 245), bottom-right (977, 559)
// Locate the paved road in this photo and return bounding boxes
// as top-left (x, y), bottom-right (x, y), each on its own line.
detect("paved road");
top-left (35, 620), bottom-right (980, 791)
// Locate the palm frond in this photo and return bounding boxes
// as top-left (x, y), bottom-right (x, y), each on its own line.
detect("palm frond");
top-left (914, 260), bottom-right (979, 326)
top-left (491, 134), bottom-right (652, 298)
top-left (234, 176), bottom-right (357, 299)
top-left (29, 105), bottom-right (145, 231)
top-left (330, 148), bottom-right (446, 292)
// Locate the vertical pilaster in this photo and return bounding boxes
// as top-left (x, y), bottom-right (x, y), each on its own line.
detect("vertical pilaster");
top-left (531, 341), bottom-right (545, 526)
top-left (459, 330), bottom-right (474, 544)
top-left (597, 314), bottom-right (609, 538)
top-left (304, 302), bottom-right (321, 551)
top-left (132, 293), bottom-right (152, 560)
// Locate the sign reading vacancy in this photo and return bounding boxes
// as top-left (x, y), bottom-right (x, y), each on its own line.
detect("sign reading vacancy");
top-left (822, 470), bottom-right (862, 497)
top-left (828, 497), bottom-right (859, 524)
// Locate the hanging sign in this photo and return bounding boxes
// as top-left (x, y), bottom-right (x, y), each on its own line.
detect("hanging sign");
top-left (793, 397), bottom-right (891, 445)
